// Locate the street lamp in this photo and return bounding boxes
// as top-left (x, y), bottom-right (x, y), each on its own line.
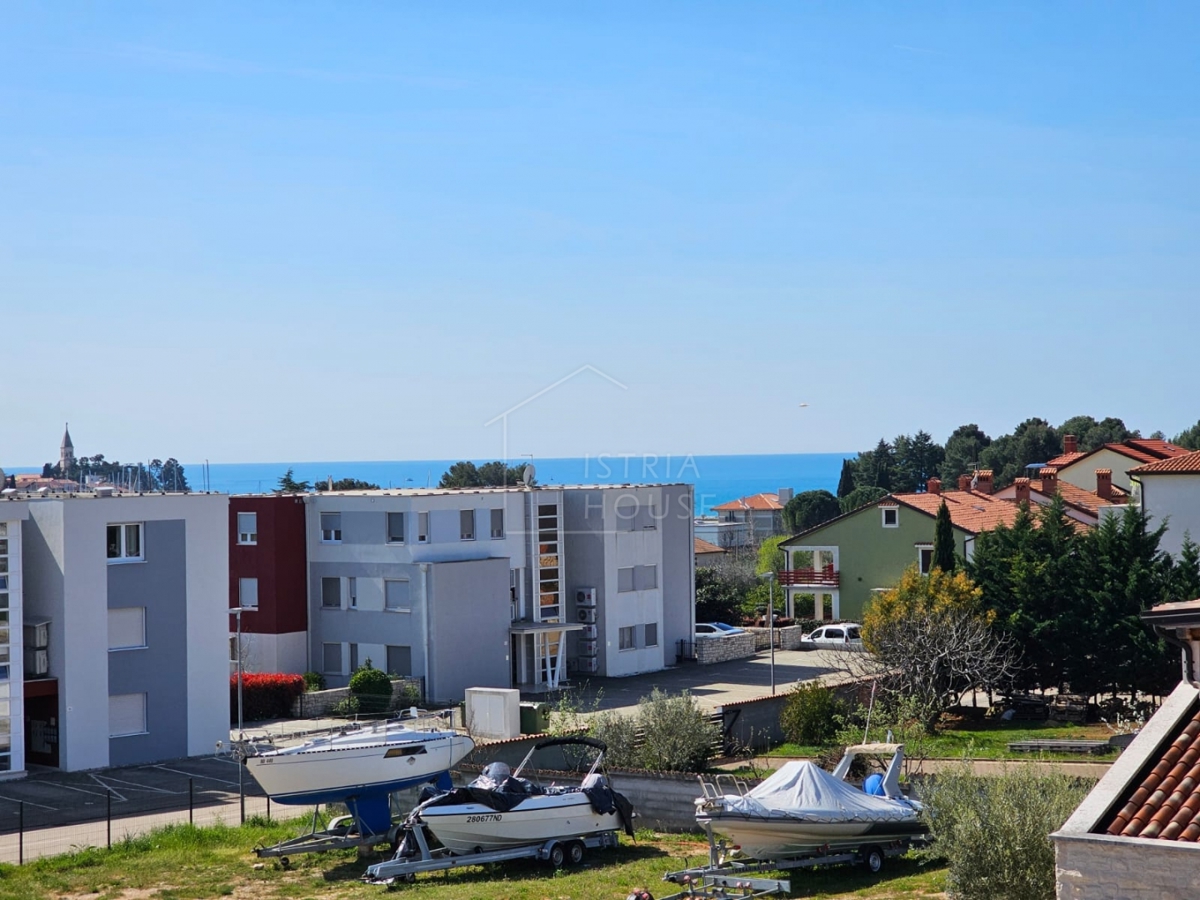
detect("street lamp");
top-left (759, 571), bottom-right (776, 695)
top-left (229, 606), bottom-right (245, 823)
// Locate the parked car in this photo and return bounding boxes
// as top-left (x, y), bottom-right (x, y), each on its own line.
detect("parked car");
top-left (804, 623), bottom-right (863, 646)
top-left (695, 622), bottom-right (746, 638)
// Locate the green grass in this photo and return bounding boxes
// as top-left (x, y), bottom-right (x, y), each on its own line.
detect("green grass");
top-left (767, 720), bottom-right (1117, 761)
top-left (0, 818), bottom-right (947, 899)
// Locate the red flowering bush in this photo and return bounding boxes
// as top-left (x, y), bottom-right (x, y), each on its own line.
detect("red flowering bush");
top-left (231, 673), bottom-right (306, 723)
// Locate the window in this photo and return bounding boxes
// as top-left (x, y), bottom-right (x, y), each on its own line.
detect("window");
top-left (387, 512), bottom-right (405, 544)
top-left (239, 577), bottom-right (259, 609)
top-left (385, 579), bottom-right (411, 612)
top-left (109, 693), bottom-right (147, 737)
top-left (320, 512), bottom-right (342, 543)
top-left (418, 512), bottom-right (429, 543)
top-left (616, 500), bottom-right (637, 532)
top-left (349, 643), bottom-right (359, 672)
top-left (460, 509), bottom-right (475, 541)
top-left (348, 576), bottom-right (357, 609)
top-left (237, 512), bottom-right (257, 545)
top-left (881, 507), bottom-right (899, 528)
top-left (490, 508), bottom-right (504, 539)
top-left (917, 545), bottom-right (934, 575)
top-left (644, 622), bottom-right (658, 647)
top-left (617, 567), bottom-right (634, 593)
top-left (108, 607), bottom-right (146, 650)
top-left (322, 642), bottom-right (342, 675)
top-left (619, 626), bottom-right (635, 650)
top-left (321, 577), bottom-right (341, 609)
top-left (387, 645), bottom-right (412, 677)
top-left (634, 565), bottom-right (658, 591)
top-left (106, 523), bottom-right (143, 561)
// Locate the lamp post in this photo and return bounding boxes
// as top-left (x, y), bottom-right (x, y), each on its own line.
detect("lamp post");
top-left (759, 571), bottom-right (776, 695)
top-left (229, 606), bottom-right (245, 823)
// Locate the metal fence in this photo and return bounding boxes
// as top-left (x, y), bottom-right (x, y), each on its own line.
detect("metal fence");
top-left (0, 772), bottom-right (274, 865)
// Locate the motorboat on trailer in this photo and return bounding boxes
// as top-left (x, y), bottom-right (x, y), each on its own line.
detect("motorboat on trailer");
top-left (239, 710), bottom-right (474, 838)
top-left (406, 736), bottom-right (634, 854)
top-left (694, 743), bottom-right (926, 862)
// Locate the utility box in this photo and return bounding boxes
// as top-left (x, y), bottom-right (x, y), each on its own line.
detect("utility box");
top-left (519, 701), bottom-right (551, 735)
top-left (464, 687), bottom-right (520, 740)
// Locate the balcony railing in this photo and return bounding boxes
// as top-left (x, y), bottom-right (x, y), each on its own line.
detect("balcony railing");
top-left (778, 568), bottom-right (840, 587)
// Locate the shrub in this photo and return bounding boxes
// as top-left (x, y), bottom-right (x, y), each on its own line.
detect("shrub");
top-left (348, 659), bottom-right (393, 714)
top-left (779, 682), bottom-right (843, 746)
top-left (635, 689), bottom-right (719, 773)
top-left (332, 695), bottom-right (361, 717)
top-left (392, 680), bottom-right (422, 711)
top-left (302, 671), bottom-right (325, 691)
top-left (921, 761), bottom-right (1093, 900)
top-left (590, 709), bottom-right (641, 769)
top-left (231, 673), bottom-right (306, 723)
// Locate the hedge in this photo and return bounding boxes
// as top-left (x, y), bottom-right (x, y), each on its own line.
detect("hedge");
top-left (231, 673), bottom-right (306, 723)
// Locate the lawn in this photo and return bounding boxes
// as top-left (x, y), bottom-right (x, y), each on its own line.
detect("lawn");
top-left (0, 819), bottom-right (947, 900)
top-left (767, 720), bottom-right (1117, 762)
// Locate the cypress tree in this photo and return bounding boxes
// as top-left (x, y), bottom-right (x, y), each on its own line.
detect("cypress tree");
top-left (836, 459), bottom-right (856, 498)
top-left (933, 500), bottom-right (956, 573)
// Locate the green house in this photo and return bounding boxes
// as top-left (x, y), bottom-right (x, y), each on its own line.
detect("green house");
top-left (777, 477), bottom-right (1021, 622)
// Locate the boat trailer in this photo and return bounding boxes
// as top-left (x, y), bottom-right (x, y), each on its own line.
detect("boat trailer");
top-left (363, 820), bottom-right (621, 884)
top-left (254, 803), bottom-right (403, 866)
top-left (663, 822), bottom-right (916, 885)
top-left (654, 873), bottom-right (790, 898)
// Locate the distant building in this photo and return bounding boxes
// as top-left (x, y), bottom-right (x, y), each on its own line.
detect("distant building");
top-left (1128, 449), bottom-right (1200, 558)
top-left (58, 424), bottom-right (75, 476)
top-left (696, 489), bottom-right (792, 549)
top-left (694, 537), bottom-right (727, 568)
top-left (1046, 435), bottom-right (1189, 493)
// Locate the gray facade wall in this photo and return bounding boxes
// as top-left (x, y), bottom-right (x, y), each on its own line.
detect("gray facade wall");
top-left (107, 519), bottom-right (189, 766)
top-left (427, 558), bottom-right (511, 704)
top-left (660, 484), bottom-right (695, 668)
top-left (562, 490), bottom-right (608, 667)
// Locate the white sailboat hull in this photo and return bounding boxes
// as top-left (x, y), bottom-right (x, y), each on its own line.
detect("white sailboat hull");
top-left (420, 793), bottom-right (622, 853)
top-left (245, 730), bottom-right (474, 805)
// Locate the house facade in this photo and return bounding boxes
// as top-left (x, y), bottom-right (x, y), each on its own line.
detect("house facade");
top-left (777, 476), bottom-right (1018, 622)
top-left (1049, 435), bottom-right (1189, 493)
top-left (697, 489), bottom-right (791, 549)
top-left (8, 492), bottom-right (229, 773)
top-left (1129, 449), bottom-right (1200, 559)
top-left (240, 483), bottom-right (694, 703)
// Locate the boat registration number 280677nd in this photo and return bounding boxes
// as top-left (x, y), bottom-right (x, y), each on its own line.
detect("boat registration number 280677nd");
top-left (465, 814), bottom-right (503, 823)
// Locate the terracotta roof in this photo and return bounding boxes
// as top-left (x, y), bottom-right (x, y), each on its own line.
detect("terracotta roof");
top-left (1103, 702), bottom-right (1200, 841)
top-left (1047, 451), bottom-right (1087, 467)
top-left (1028, 479), bottom-right (1128, 514)
top-left (1129, 449), bottom-right (1200, 475)
top-left (1126, 439), bottom-right (1191, 458)
top-left (694, 537), bottom-right (726, 555)
top-left (1051, 439), bottom-right (1190, 472)
top-left (888, 490), bottom-right (1022, 535)
top-left (712, 493), bottom-right (782, 512)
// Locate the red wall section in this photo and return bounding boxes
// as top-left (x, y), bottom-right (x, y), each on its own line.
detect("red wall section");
top-left (229, 496), bottom-right (308, 635)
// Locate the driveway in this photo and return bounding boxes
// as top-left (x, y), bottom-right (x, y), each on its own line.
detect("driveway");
top-left (569, 647), bottom-right (856, 716)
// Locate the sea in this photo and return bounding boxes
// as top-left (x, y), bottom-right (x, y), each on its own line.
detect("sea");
top-left (11, 453), bottom-right (851, 514)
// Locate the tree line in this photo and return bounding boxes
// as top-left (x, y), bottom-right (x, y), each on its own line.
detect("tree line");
top-left (43, 455), bottom-right (189, 492)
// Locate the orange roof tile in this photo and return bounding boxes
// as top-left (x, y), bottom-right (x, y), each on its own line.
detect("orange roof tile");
top-left (694, 537), bottom-right (726, 555)
top-left (1028, 479), bottom-right (1128, 514)
top-left (712, 493), bottom-right (783, 512)
top-left (1126, 439), bottom-right (1191, 458)
top-left (888, 490), bottom-right (1023, 535)
top-left (1129, 449), bottom-right (1200, 475)
top-left (1047, 451), bottom-right (1087, 467)
top-left (1103, 703), bottom-right (1200, 841)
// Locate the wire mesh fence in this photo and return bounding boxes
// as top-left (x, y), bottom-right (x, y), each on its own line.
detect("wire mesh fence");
top-left (0, 772), bottom-right (273, 865)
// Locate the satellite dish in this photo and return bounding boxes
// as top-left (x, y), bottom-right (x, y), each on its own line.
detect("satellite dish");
top-left (522, 464), bottom-right (536, 486)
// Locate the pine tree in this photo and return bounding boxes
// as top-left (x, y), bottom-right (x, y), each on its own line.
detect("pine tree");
top-left (836, 459), bottom-right (856, 498)
top-left (933, 500), bottom-right (956, 572)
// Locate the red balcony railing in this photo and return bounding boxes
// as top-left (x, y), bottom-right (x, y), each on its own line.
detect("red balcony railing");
top-left (778, 568), bottom-right (840, 587)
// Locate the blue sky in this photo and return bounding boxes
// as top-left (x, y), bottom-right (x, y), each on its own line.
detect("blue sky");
top-left (3, 3), bottom-right (1198, 466)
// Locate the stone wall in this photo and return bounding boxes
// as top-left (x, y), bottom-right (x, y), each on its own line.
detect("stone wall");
top-left (290, 677), bottom-right (425, 718)
top-left (696, 632), bottom-right (757, 665)
top-left (746, 625), bottom-right (808, 651)
top-left (1055, 832), bottom-right (1200, 898)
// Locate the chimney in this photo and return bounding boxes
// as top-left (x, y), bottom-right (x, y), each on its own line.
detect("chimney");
top-left (1096, 468), bottom-right (1113, 501)
top-left (777, 487), bottom-right (794, 504)
top-left (957, 474), bottom-right (972, 491)
top-left (1014, 477), bottom-right (1031, 504)
top-left (1040, 467), bottom-right (1059, 495)
top-left (976, 470), bottom-right (994, 495)
top-left (1063, 434), bottom-right (1078, 455)
top-left (927, 477), bottom-right (941, 495)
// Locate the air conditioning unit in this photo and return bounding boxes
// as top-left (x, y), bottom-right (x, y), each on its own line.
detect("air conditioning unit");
top-left (24, 618), bottom-right (50, 650)
top-left (26, 649), bottom-right (49, 677)
top-left (566, 658), bottom-right (580, 674)
top-left (576, 588), bottom-right (597, 608)
top-left (580, 624), bottom-right (598, 640)
top-left (579, 656), bottom-right (599, 674)
top-left (577, 607), bottom-right (597, 624)
top-left (578, 639), bottom-right (597, 656)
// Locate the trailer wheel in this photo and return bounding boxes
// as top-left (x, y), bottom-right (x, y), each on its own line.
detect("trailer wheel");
top-left (862, 846), bottom-right (885, 874)
top-left (567, 840), bottom-right (585, 865)
top-left (279, 856), bottom-right (290, 869)
top-left (548, 843), bottom-right (566, 869)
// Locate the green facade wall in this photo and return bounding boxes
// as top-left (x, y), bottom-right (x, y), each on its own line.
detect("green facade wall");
top-left (782, 504), bottom-right (970, 622)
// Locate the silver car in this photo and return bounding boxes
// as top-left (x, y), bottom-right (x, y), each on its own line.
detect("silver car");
top-left (804, 623), bottom-right (863, 646)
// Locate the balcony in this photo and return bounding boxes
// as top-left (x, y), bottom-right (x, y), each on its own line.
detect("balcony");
top-left (778, 567), bottom-right (839, 587)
